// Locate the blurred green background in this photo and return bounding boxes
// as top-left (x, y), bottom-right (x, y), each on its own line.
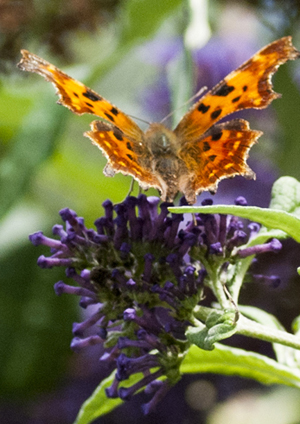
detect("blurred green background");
top-left (1, 0), bottom-right (300, 423)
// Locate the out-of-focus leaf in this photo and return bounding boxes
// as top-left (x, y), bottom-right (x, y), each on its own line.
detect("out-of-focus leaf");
top-left (0, 240), bottom-right (78, 399)
top-left (0, 98), bottom-right (67, 220)
top-left (272, 65), bottom-right (300, 179)
top-left (87, 0), bottom-right (184, 86)
top-left (121, 0), bottom-right (183, 44)
top-left (0, 85), bottom-right (32, 142)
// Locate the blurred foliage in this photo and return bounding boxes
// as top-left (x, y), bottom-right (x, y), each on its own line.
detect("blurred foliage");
top-left (0, 0), bottom-right (122, 70)
top-left (0, 241), bottom-right (77, 399)
top-left (1, 0), bottom-right (300, 423)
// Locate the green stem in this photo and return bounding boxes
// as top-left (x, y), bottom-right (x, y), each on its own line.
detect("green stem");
top-left (229, 256), bottom-right (253, 303)
top-left (201, 259), bottom-right (230, 310)
top-left (237, 315), bottom-right (300, 350)
top-left (230, 233), bottom-right (275, 302)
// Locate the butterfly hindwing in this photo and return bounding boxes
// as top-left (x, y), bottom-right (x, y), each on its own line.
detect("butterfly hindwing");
top-left (85, 121), bottom-right (161, 191)
top-left (178, 119), bottom-right (262, 202)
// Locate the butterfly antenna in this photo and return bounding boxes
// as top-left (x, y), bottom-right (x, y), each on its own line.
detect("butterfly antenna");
top-left (128, 115), bottom-right (151, 125)
top-left (160, 86), bottom-right (208, 124)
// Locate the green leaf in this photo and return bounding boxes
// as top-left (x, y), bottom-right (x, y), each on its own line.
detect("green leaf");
top-left (74, 372), bottom-right (122, 424)
top-left (269, 176), bottom-right (300, 215)
top-left (170, 177), bottom-right (300, 242)
top-left (169, 204), bottom-right (300, 242)
top-left (74, 372), bottom-right (144, 424)
top-left (186, 310), bottom-right (237, 350)
top-left (181, 344), bottom-right (300, 388)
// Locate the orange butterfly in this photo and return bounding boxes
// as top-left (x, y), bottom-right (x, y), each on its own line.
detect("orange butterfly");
top-left (18, 37), bottom-right (299, 204)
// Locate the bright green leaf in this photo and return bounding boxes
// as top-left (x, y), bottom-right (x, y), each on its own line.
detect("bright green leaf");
top-left (169, 204), bottom-right (300, 242)
top-left (170, 177), bottom-right (300, 242)
top-left (269, 176), bottom-right (300, 215)
top-left (181, 344), bottom-right (300, 388)
top-left (74, 372), bottom-right (122, 424)
top-left (74, 372), bottom-right (144, 424)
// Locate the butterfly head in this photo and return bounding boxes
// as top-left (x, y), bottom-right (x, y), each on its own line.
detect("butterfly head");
top-left (145, 123), bottom-right (178, 156)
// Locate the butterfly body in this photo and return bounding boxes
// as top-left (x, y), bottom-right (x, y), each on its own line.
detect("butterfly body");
top-left (18, 37), bottom-right (300, 204)
top-left (143, 123), bottom-right (187, 202)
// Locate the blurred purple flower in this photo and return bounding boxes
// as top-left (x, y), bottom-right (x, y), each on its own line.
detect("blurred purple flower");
top-left (139, 35), bottom-right (259, 122)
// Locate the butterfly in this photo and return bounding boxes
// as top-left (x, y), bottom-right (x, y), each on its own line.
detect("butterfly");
top-left (18, 37), bottom-right (299, 204)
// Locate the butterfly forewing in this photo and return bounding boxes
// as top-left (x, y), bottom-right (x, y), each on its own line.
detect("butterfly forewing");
top-left (18, 50), bottom-right (143, 142)
top-left (175, 36), bottom-right (300, 142)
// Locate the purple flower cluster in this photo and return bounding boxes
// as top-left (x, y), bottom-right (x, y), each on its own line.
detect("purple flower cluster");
top-left (29, 194), bottom-right (282, 413)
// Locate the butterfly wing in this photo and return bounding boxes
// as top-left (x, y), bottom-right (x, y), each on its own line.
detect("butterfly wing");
top-left (175, 36), bottom-right (300, 141)
top-left (18, 50), bottom-right (143, 141)
top-left (85, 121), bottom-right (161, 191)
top-left (178, 119), bottom-right (262, 204)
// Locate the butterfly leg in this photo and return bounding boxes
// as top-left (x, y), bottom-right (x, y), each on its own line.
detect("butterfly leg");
top-left (127, 177), bottom-right (135, 197)
top-left (192, 213), bottom-right (197, 226)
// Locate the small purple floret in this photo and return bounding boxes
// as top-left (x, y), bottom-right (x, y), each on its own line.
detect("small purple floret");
top-left (235, 196), bottom-right (248, 206)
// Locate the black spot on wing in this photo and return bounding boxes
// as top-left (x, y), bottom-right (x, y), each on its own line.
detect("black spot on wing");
top-left (232, 96), bottom-right (241, 103)
top-left (211, 131), bottom-right (222, 141)
top-left (85, 102), bottom-right (93, 108)
top-left (243, 85), bottom-right (248, 92)
top-left (198, 103), bottom-right (210, 113)
top-left (126, 142), bottom-right (133, 151)
top-left (73, 92), bottom-right (79, 98)
top-left (213, 83), bottom-right (235, 97)
top-left (208, 155), bottom-right (217, 162)
top-left (203, 142), bottom-right (211, 152)
top-left (105, 112), bottom-right (115, 122)
top-left (83, 90), bottom-right (102, 102)
top-left (111, 107), bottom-right (119, 116)
top-left (113, 128), bottom-right (123, 141)
top-left (127, 154), bottom-right (133, 160)
top-left (211, 109), bottom-right (222, 120)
